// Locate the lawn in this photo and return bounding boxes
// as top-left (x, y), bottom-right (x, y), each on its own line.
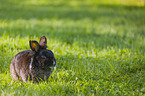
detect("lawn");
top-left (0, 0), bottom-right (145, 95)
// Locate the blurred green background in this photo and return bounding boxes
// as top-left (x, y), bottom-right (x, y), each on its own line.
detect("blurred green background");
top-left (0, 0), bottom-right (145, 95)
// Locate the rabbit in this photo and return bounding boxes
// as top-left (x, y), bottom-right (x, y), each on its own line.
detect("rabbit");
top-left (10, 36), bottom-right (56, 82)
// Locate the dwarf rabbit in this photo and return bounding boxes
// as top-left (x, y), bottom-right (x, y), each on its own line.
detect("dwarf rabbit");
top-left (10, 36), bottom-right (56, 82)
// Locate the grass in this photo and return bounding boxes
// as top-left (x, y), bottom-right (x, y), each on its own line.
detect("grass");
top-left (0, 0), bottom-right (145, 95)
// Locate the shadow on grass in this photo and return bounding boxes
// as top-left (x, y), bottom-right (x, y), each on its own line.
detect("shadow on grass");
top-left (0, 1), bottom-right (144, 21)
top-left (0, 0), bottom-right (144, 48)
top-left (0, 25), bottom-right (142, 50)
top-left (0, 0), bottom-right (144, 47)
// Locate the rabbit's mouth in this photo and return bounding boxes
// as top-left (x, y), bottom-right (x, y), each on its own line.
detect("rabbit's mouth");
top-left (37, 59), bottom-right (56, 70)
top-left (40, 62), bottom-right (51, 70)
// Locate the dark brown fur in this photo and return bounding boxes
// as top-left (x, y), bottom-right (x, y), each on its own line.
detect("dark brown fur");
top-left (10, 36), bottom-right (56, 82)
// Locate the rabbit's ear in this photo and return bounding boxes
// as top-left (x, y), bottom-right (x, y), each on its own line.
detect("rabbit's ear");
top-left (39, 36), bottom-right (47, 48)
top-left (29, 40), bottom-right (40, 52)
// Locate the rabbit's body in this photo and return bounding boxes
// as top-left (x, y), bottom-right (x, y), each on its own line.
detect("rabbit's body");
top-left (10, 36), bottom-right (56, 82)
top-left (10, 50), bottom-right (32, 82)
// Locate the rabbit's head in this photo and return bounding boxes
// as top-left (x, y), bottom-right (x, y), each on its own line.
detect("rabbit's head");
top-left (29, 36), bottom-right (56, 69)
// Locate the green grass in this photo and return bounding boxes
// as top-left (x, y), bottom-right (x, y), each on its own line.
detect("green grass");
top-left (0, 0), bottom-right (145, 95)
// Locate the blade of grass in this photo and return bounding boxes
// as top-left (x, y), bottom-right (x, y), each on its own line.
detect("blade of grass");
top-left (107, 61), bottom-right (117, 74)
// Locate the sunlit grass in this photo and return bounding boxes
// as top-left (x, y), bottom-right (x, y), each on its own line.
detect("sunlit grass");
top-left (9, 0), bottom-right (144, 7)
top-left (0, 0), bottom-right (145, 95)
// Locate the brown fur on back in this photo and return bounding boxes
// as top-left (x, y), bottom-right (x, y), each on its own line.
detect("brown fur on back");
top-left (10, 50), bottom-right (32, 82)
